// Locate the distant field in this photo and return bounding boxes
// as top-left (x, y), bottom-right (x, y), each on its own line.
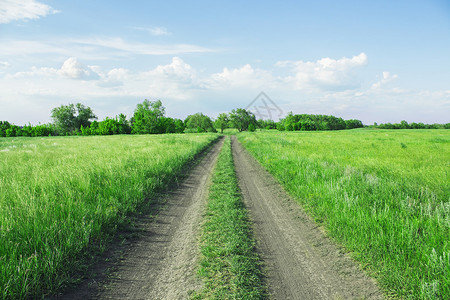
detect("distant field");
top-left (0, 134), bottom-right (217, 298)
top-left (237, 129), bottom-right (449, 299)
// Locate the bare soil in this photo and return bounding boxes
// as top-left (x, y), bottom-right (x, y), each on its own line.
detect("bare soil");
top-left (57, 137), bottom-right (224, 300)
top-left (231, 136), bottom-right (384, 300)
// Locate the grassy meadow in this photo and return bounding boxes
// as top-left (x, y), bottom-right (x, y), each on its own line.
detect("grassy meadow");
top-left (237, 129), bottom-right (449, 299)
top-left (0, 133), bottom-right (217, 298)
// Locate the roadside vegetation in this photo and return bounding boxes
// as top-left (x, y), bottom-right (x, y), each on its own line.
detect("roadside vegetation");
top-left (237, 129), bottom-right (449, 299)
top-left (0, 133), bottom-right (218, 298)
top-left (193, 137), bottom-right (265, 299)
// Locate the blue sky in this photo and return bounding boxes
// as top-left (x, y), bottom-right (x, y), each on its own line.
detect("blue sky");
top-left (0, 0), bottom-right (449, 125)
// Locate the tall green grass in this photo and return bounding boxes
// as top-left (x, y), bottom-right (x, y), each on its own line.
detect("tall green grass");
top-left (237, 129), bottom-right (449, 299)
top-left (193, 137), bottom-right (265, 299)
top-left (0, 134), bottom-right (217, 299)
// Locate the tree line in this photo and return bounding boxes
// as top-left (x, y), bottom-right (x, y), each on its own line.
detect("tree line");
top-left (371, 120), bottom-right (450, 130)
top-left (1, 100), bottom-right (448, 137)
top-left (0, 100), bottom-right (258, 137)
top-left (276, 112), bottom-right (364, 131)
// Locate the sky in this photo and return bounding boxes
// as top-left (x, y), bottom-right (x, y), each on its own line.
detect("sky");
top-left (0, 0), bottom-right (449, 125)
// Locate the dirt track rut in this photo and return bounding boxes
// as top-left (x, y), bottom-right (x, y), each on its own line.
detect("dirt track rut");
top-left (98, 138), bottom-right (224, 299)
top-left (231, 136), bottom-right (383, 300)
top-left (60, 137), bottom-right (224, 300)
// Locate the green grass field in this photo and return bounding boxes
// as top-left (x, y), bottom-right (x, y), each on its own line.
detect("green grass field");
top-left (0, 133), bottom-right (217, 298)
top-left (237, 129), bottom-right (449, 299)
top-left (193, 137), bottom-right (265, 299)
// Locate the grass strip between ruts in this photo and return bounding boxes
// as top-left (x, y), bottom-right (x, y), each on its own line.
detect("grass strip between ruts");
top-left (192, 137), bottom-right (266, 299)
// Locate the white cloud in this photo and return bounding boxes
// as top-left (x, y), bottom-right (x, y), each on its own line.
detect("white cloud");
top-left (132, 26), bottom-right (171, 36)
top-left (0, 61), bottom-right (11, 69)
top-left (371, 71), bottom-right (398, 89)
top-left (0, 0), bottom-right (59, 24)
top-left (7, 66), bottom-right (58, 78)
top-left (58, 57), bottom-right (99, 80)
top-left (208, 64), bottom-right (276, 89)
top-left (70, 37), bottom-right (214, 56)
top-left (0, 38), bottom-right (215, 59)
top-left (106, 68), bottom-right (129, 82)
top-left (97, 68), bottom-right (130, 87)
top-left (134, 57), bottom-right (199, 99)
top-left (277, 52), bottom-right (368, 91)
top-left (143, 57), bottom-right (196, 82)
top-left (6, 57), bottom-right (100, 80)
top-left (150, 27), bottom-right (170, 36)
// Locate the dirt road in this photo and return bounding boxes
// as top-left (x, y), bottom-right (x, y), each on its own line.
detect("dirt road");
top-left (60, 137), bottom-right (224, 300)
top-left (231, 136), bottom-right (383, 299)
top-left (60, 135), bottom-right (384, 300)
top-left (100, 138), bottom-right (224, 299)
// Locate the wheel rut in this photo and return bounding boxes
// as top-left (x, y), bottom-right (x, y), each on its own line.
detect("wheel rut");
top-left (231, 136), bottom-right (383, 300)
top-left (58, 137), bottom-right (224, 300)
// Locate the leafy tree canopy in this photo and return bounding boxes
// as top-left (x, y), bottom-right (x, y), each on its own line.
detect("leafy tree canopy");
top-left (51, 103), bottom-right (96, 134)
top-left (132, 99), bottom-right (166, 134)
top-left (185, 113), bottom-right (216, 133)
top-left (229, 108), bottom-right (257, 132)
top-left (215, 113), bottom-right (229, 133)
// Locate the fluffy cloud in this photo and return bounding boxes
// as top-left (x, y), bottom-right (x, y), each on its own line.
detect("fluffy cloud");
top-left (208, 64), bottom-right (275, 89)
top-left (6, 57), bottom-right (99, 80)
top-left (134, 57), bottom-right (198, 99)
top-left (277, 52), bottom-right (368, 91)
top-left (0, 0), bottom-right (59, 24)
top-left (142, 57), bottom-right (196, 83)
top-left (96, 68), bottom-right (130, 87)
top-left (58, 57), bottom-right (99, 80)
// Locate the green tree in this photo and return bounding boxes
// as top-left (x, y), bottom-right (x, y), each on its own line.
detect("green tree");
top-left (298, 119), bottom-right (317, 131)
top-left (174, 119), bottom-right (185, 133)
top-left (132, 99), bottom-right (165, 134)
top-left (0, 121), bottom-right (11, 137)
top-left (159, 117), bottom-right (176, 133)
top-left (117, 113), bottom-right (132, 134)
top-left (32, 124), bottom-right (54, 136)
top-left (74, 103), bottom-right (97, 129)
top-left (400, 120), bottom-right (409, 129)
top-left (5, 127), bottom-right (16, 137)
top-left (90, 120), bottom-right (100, 134)
top-left (345, 119), bottom-right (364, 129)
top-left (80, 125), bottom-right (92, 136)
top-left (185, 113), bottom-right (216, 133)
top-left (97, 117), bottom-right (119, 135)
top-left (215, 113), bottom-right (229, 133)
top-left (257, 119), bottom-right (276, 130)
top-left (51, 103), bottom-right (97, 135)
top-left (229, 108), bottom-right (257, 132)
